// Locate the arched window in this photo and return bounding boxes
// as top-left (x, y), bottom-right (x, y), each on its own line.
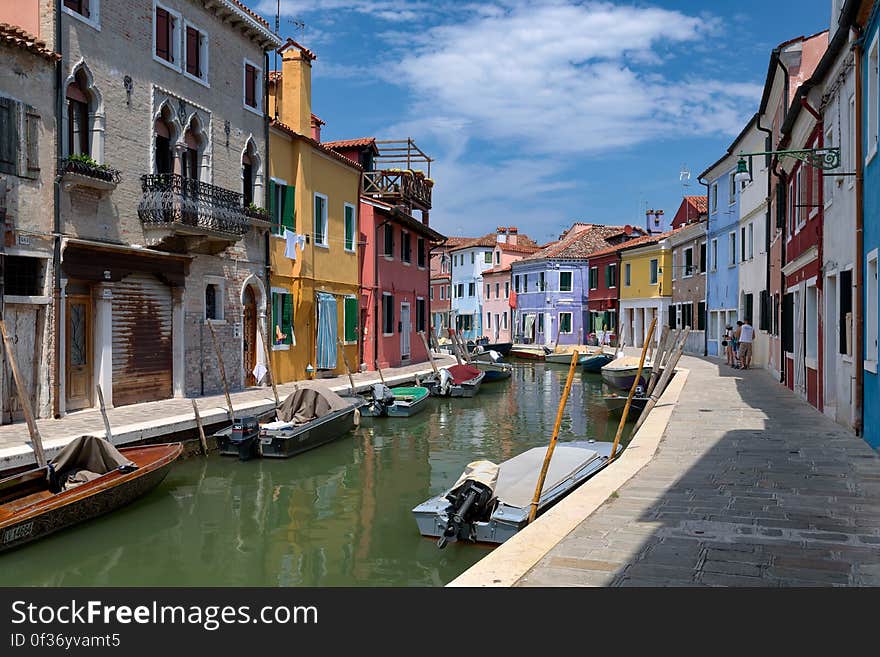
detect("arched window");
top-left (183, 117), bottom-right (205, 181)
top-left (242, 141), bottom-right (257, 206)
top-left (66, 71), bottom-right (91, 157)
top-left (154, 115), bottom-right (174, 174)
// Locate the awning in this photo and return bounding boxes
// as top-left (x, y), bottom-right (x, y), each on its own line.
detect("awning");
top-left (61, 238), bottom-right (191, 287)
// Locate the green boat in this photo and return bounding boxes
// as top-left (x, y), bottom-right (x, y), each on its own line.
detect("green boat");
top-left (544, 352), bottom-right (589, 366)
top-left (360, 384), bottom-right (430, 418)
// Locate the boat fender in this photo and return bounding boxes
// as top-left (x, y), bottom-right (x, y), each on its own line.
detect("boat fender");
top-left (353, 408), bottom-right (361, 427)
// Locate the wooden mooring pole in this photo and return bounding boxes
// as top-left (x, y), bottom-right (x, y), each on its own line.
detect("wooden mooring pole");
top-left (257, 321), bottom-right (280, 409)
top-left (609, 317), bottom-right (656, 461)
top-left (0, 319), bottom-right (46, 466)
top-left (207, 322), bottom-right (235, 422)
top-left (96, 385), bottom-right (113, 442)
top-left (191, 399), bottom-right (209, 456)
top-left (338, 338), bottom-right (357, 395)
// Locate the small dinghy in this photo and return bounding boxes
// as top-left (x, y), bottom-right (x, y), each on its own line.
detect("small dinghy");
top-left (0, 436), bottom-right (182, 552)
top-left (215, 383), bottom-right (362, 460)
top-left (360, 384), bottom-right (430, 418)
top-left (509, 346), bottom-right (550, 361)
top-left (422, 364), bottom-right (485, 398)
top-left (601, 356), bottom-right (652, 390)
top-left (471, 349), bottom-right (512, 382)
top-left (603, 385), bottom-right (649, 417)
top-left (582, 352), bottom-right (615, 373)
top-left (544, 351), bottom-right (589, 365)
top-left (412, 440), bottom-right (615, 547)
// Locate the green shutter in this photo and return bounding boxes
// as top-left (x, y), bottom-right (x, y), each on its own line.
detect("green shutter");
top-left (314, 196), bottom-right (322, 243)
top-left (344, 206), bottom-right (354, 251)
top-left (282, 294), bottom-right (294, 345)
top-left (344, 296), bottom-right (358, 342)
top-left (604, 266), bottom-right (611, 288)
top-left (267, 180), bottom-right (276, 233)
top-left (283, 185), bottom-right (296, 231)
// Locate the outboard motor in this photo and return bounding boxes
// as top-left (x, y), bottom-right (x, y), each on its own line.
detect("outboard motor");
top-left (437, 460), bottom-right (499, 549)
top-left (230, 416), bottom-right (260, 461)
top-left (438, 368), bottom-right (453, 396)
top-left (369, 383), bottom-right (396, 415)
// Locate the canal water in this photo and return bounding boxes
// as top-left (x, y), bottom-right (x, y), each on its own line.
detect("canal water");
top-left (0, 362), bottom-right (633, 587)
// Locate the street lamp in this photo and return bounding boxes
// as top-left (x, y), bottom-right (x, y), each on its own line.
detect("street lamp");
top-left (733, 157), bottom-right (751, 184)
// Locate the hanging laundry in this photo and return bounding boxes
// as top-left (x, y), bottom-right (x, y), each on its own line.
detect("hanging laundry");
top-left (284, 229), bottom-right (298, 260)
top-left (252, 361), bottom-right (268, 385)
top-left (296, 234), bottom-right (306, 251)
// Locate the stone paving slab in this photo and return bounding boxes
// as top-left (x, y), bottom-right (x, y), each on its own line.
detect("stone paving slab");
top-left (0, 355), bottom-right (456, 470)
top-left (517, 356), bottom-right (880, 587)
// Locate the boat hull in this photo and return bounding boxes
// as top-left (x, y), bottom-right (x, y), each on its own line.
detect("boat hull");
top-left (260, 405), bottom-right (358, 458)
top-left (509, 348), bottom-right (546, 361)
top-left (481, 342), bottom-right (512, 356)
top-left (603, 395), bottom-right (649, 416)
top-left (582, 353), bottom-right (614, 373)
top-left (0, 443), bottom-right (182, 553)
top-left (479, 367), bottom-right (511, 382)
top-left (413, 441), bottom-right (614, 546)
top-left (601, 367), bottom-right (651, 390)
top-left (544, 353), bottom-right (589, 366)
top-left (361, 387), bottom-right (430, 418)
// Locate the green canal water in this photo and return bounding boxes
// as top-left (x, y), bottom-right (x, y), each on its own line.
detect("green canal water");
top-left (0, 362), bottom-right (633, 587)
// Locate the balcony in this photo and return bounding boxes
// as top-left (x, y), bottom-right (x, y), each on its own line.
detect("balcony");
top-left (364, 139), bottom-right (434, 211)
top-left (59, 157), bottom-right (121, 194)
top-left (138, 174), bottom-right (269, 254)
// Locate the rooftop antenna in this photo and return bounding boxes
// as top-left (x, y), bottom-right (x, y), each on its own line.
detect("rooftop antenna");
top-left (680, 164), bottom-right (691, 223)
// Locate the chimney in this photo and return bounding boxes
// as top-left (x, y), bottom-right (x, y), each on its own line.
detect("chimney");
top-left (278, 41), bottom-right (315, 135)
top-left (507, 226), bottom-right (518, 245)
top-left (310, 114), bottom-right (324, 142)
top-left (496, 226), bottom-right (507, 244)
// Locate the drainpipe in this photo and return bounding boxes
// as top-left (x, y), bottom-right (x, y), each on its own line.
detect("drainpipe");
top-left (698, 175), bottom-right (710, 357)
top-left (776, 53), bottom-right (790, 385)
top-left (52, 0), bottom-right (63, 418)
top-left (854, 31), bottom-right (865, 435)
top-left (263, 50), bottom-right (271, 382)
top-left (756, 115), bottom-right (773, 342)
top-left (374, 216), bottom-right (391, 370)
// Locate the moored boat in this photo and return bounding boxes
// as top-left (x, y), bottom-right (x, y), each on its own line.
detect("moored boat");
top-left (413, 440), bottom-right (615, 547)
top-left (582, 352), bottom-right (615, 373)
top-left (603, 392), bottom-right (649, 417)
top-left (544, 352), bottom-right (590, 365)
top-left (360, 384), bottom-right (430, 417)
top-left (470, 349), bottom-right (513, 382)
top-left (422, 364), bottom-right (485, 398)
top-left (509, 346), bottom-right (549, 361)
top-left (0, 436), bottom-right (182, 553)
top-left (601, 356), bottom-right (652, 390)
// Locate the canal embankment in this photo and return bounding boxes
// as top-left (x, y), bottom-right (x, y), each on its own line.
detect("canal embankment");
top-left (0, 355), bottom-right (457, 473)
top-left (453, 355), bottom-right (880, 587)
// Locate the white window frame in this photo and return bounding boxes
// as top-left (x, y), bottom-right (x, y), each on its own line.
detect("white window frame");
top-left (869, 33), bottom-right (879, 164)
top-left (182, 20), bottom-right (210, 87)
top-left (243, 57), bottom-right (263, 116)
top-left (343, 202), bottom-right (357, 253)
top-left (624, 262), bottom-right (631, 287)
top-left (589, 266), bottom-right (598, 290)
top-left (269, 176), bottom-right (287, 237)
top-left (796, 167), bottom-right (807, 231)
top-left (711, 183), bottom-right (718, 212)
top-left (153, 1), bottom-right (182, 73)
top-left (401, 230), bottom-right (412, 265)
top-left (382, 292), bottom-right (394, 337)
top-left (805, 279), bottom-right (819, 368)
top-left (203, 276), bottom-right (226, 322)
top-left (559, 312), bottom-right (573, 335)
top-left (683, 247), bottom-right (693, 278)
top-left (313, 192), bottom-right (329, 248)
top-left (728, 172), bottom-right (737, 205)
top-left (649, 258), bottom-right (658, 286)
top-left (711, 239), bottom-right (718, 272)
top-left (728, 231), bottom-right (737, 267)
top-left (608, 263), bottom-right (617, 289)
top-left (63, 0), bottom-right (101, 31)
top-left (559, 270), bottom-right (573, 293)
top-left (848, 94), bottom-right (857, 189)
top-left (867, 249), bottom-right (879, 373)
top-left (748, 222), bottom-right (754, 260)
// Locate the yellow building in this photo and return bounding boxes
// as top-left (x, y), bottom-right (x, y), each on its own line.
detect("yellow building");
top-left (266, 40), bottom-right (362, 382)
top-left (619, 233), bottom-right (673, 348)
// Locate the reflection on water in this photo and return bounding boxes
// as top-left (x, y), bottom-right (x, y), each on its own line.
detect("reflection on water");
top-left (0, 363), bottom-right (630, 587)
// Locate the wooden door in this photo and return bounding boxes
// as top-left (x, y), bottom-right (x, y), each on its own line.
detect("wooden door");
top-left (400, 303), bottom-right (411, 360)
top-left (243, 286), bottom-right (257, 387)
top-left (3, 304), bottom-right (40, 423)
top-left (65, 295), bottom-right (92, 412)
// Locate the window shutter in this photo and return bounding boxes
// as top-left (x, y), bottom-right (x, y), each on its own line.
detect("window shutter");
top-left (186, 27), bottom-right (199, 77)
top-left (283, 185), bottom-right (295, 230)
top-left (0, 98), bottom-right (18, 175)
top-left (267, 179), bottom-right (276, 231)
top-left (782, 293), bottom-right (794, 353)
top-left (344, 297), bottom-right (358, 342)
top-left (245, 64), bottom-right (256, 107)
top-left (282, 294), bottom-right (294, 345)
top-left (776, 180), bottom-right (786, 229)
top-left (156, 8), bottom-right (170, 61)
top-left (25, 106), bottom-right (39, 177)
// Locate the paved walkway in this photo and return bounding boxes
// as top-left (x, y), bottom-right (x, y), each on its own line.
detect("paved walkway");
top-left (0, 355), bottom-right (456, 470)
top-left (517, 355), bottom-right (880, 587)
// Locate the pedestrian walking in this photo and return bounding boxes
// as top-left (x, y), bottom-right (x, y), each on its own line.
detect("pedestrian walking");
top-left (738, 318), bottom-right (755, 369)
top-left (722, 325), bottom-right (736, 367)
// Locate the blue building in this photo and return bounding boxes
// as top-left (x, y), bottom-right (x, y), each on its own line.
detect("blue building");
top-left (862, 1), bottom-right (880, 450)
top-left (700, 121), bottom-right (753, 356)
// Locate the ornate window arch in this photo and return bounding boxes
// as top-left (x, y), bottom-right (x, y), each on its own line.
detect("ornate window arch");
top-left (63, 60), bottom-right (105, 162)
top-left (240, 136), bottom-right (263, 207)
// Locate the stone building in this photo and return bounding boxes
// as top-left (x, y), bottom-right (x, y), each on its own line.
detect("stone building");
top-left (0, 10), bottom-right (60, 423)
top-left (39, 0), bottom-right (280, 413)
top-left (669, 197), bottom-right (708, 355)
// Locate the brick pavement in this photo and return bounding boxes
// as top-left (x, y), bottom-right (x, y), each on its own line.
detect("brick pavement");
top-left (518, 356), bottom-right (880, 587)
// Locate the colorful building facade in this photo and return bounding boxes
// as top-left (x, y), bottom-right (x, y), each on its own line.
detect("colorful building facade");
top-left (267, 41), bottom-right (362, 382)
top-left (619, 234), bottom-right (673, 348)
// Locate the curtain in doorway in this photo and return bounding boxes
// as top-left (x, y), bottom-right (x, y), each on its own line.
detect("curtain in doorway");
top-left (316, 292), bottom-right (338, 370)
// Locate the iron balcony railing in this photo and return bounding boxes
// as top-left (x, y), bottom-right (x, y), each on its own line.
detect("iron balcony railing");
top-left (138, 173), bottom-right (254, 237)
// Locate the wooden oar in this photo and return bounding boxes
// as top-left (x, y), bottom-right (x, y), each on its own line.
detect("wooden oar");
top-left (257, 320), bottom-right (280, 409)
top-left (191, 399), bottom-right (209, 456)
top-left (207, 322), bottom-right (234, 422)
top-left (456, 330), bottom-right (473, 364)
top-left (631, 327), bottom-right (690, 437)
top-left (418, 331), bottom-right (439, 375)
top-left (645, 327), bottom-right (673, 398)
top-left (337, 337), bottom-right (357, 395)
top-left (447, 328), bottom-right (463, 365)
top-left (0, 319), bottom-right (46, 467)
top-left (96, 385), bottom-right (113, 441)
top-left (528, 349), bottom-right (580, 524)
top-left (609, 317), bottom-right (656, 461)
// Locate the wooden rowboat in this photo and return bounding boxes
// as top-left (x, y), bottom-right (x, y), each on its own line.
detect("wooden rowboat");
top-left (0, 438), bottom-right (182, 553)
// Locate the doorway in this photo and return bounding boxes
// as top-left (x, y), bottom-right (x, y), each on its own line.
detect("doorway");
top-left (400, 302), bottom-right (411, 360)
top-left (243, 285), bottom-right (257, 387)
top-left (65, 294), bottom-right (93, 412)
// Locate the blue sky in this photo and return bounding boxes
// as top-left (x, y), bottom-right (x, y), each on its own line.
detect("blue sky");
top-left (251, 0), bottom-right (828, 243)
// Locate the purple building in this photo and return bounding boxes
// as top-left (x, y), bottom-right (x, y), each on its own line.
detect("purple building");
top-left (511, 224), bottom-right (633, 346)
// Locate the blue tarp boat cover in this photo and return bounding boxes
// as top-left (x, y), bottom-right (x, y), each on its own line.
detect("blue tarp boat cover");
top-left (316, 292), bottom-right (338, 370)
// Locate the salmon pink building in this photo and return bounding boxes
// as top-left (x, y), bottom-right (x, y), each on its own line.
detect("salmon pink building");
top-left (327, 138), bottom-right (444, 369)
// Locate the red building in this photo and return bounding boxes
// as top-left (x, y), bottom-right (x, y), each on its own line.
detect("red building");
top-left (327, 138), bottom-right (444, 369)
top-left (671, 195), bottom-right (708, 229)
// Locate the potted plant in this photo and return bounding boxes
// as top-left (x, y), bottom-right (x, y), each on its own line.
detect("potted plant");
top-left (61, 153), bottom-right (117, 183)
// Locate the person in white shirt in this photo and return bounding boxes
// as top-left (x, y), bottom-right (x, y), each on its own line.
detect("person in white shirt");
top-left (737, 318), bottom-right (755, 370)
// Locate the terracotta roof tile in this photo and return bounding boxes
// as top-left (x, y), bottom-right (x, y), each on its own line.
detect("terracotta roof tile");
top-left (520, 224), bottom-right (630, 261)
top-left (228, 0), bottom-right (271, 29)
top-left (587, 228), bottom-right (680, 260)
top-left (277, 37), bottom-right (317, 60)
top-left (270, 119), bottom-right (363, 171)
top-left (448, 232), bottom-right (540, 252)
top-left (482, 265), bottom-right (512, 275)
top-left (324, 137), bottom-right (378, 150)
top-left (0, 23), bottom-right (59, 61)
top-left (686, 195), bottom-right (708, 214)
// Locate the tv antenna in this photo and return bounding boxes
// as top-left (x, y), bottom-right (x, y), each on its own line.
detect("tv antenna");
top-left (679, 164), bottom-right (691, 187)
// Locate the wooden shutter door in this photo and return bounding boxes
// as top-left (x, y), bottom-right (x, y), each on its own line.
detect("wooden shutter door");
top-left (156, 8), bottom-right (169, 61)
top-left (0, 98), bottom-right (18, 175)
top-left (283, 185), bottom-right (296, 230)
top-left (344, 297), bottom-right (357, 342)
top-left (112, 273), bottom-right (173, 406)
top-left (282, 294), bottom-right (293, 345)
top-left (186, 27), bottom-right (199, 76)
